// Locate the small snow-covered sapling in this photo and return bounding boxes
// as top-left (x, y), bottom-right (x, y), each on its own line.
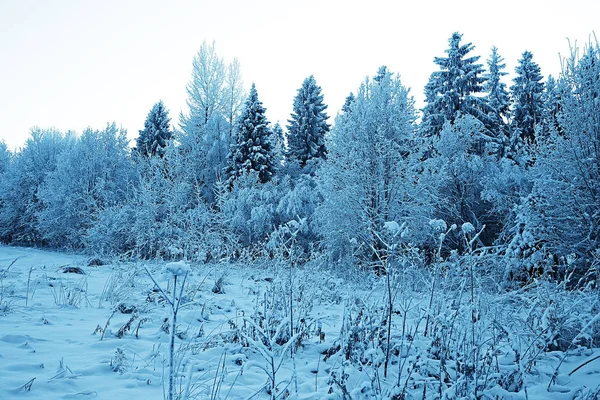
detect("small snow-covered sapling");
top-left (145, 261), bottom-right (190, 400)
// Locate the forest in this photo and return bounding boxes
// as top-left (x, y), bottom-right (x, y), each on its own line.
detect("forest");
top-left (0, 32), bottom-right (599, 399)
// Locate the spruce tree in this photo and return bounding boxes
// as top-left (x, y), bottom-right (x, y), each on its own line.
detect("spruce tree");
top-left (421, 32), bottom-right (491, 138)
top-left (226, 84), bottom-right (275, 184)
top-left (286, 75), bottom-right (330, 167)
top-left (271, 121), bottom-right (285, 168)
top-left (136, 100), bottom-right (172, 157)
top-left (510, 51), bottom-right (544, 143)
top-left (540, 74), bottom-right (564, 138)
top-left (483, 46), bottom-right (511, 137)
top-left (342, 92), bottom-right (355, 114)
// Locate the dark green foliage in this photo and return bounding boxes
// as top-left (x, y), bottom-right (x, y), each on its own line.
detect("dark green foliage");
top-left (421, 32), bottom-right (492, 138)
top-left (135, 100), bottom-right (173, 157)
top-left (226, 84), bottom-right (275, 184)
top-left (483, 46), bottom-right (511, 139)
top-left (510, 51), bottom-right (544, 143)
top-left (286, 75), bottom-right (330, 167)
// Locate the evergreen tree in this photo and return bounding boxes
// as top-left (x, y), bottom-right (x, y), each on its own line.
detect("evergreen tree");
top-left (341, 92), bottom-right (355, 114)
top-left (483, 46), bottom-right (511, 137)
top-left (510, 51), bottom-right (544, 143)
top-left (421, 32), bottom-right (492, 138)
top-left (136, 100), bottom-right (173, 157)
top-left (226, 84), bottom-right (275, 184)
top-left (0, 141), bottom-right (9, 175)
top-left (540, 74), bottom-right (564, 138)
top-left (271, 121), bottom-right (285, 167)
top-left (286, 75), bottom-right (330, 167)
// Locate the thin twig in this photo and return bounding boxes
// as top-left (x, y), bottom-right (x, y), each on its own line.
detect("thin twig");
top-left (569, 353), bottom-right (600, 376)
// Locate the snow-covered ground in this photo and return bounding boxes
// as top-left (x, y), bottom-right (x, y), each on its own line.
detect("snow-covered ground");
top-left (1, 246), bottom-right (599, 399)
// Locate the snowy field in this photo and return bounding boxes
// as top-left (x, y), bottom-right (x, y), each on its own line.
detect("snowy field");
top-left (1, 246), bottom-right (599, 399)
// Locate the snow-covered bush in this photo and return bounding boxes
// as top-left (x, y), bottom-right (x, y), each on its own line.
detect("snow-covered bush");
top-left (37, 123), bottom-right (133, 249)
top-left (221, 172), bottom-right (280, 250)
top-left (0, 128), bottom-right (73, 245)
top-left (316, 67), bottom-right (430, 270)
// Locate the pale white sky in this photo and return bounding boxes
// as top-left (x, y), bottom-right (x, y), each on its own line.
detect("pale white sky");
top-left (1, 0), bottom-right (598, 150)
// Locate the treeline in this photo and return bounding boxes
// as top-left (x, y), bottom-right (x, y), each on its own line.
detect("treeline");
top-left (0, 35), bottom-right (598, 284)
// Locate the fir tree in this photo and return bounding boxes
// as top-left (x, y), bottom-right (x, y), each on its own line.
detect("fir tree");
top-left (510, 51), bottom-right (544, 143)
top-left (271, 121), bottom-right (285, 167)
top-left (136, 100), bottom-right (172, 157)
top-left (341, 92), bottom-right (355, 114)
top-left (0, 140), bottom-right (9, 176)
top-left (421, 32), bottom-right (492, 138)
top-left (286, 75), bottom-right (330, 167)
top-left (483, 46), bottom-right (511, 137)
top-left (226, 84), bottom-right (275, 184)
top-left (540, 74), bottom-right (564, 138)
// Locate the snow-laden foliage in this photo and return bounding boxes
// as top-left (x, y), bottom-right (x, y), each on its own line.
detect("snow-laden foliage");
top-left (0, 128), bottom-right (73, 245)
top-left (221, 172), bottom-right (280, 248)
top-left (421, 32), bottom-right (493, 139)
top-left (135, 100), bottom-right (173, 158)
top-left (425, 115), bottom-right (504, 249)
top-left (505, 42), bottom-right (600, 282)
top-left (316, 67), bottom-right (429, 268)
top-left (178, 112), bottom-right (231, 204)
top-left (36, 123), bottom-right (133, 249)
top-left (510, 50), bottom-right (545, 144)
top-left (0, 140), bottom-right (9, 175)
top-left (286, 75), bottom-right (330, 168)
top-left (274, 173), bottom-right (321, 255)
top-left (225, 84), bottom-right (276, 185)
top-left (180, 40), bottom-right (227, 127)
top-left (1, 33), bottom-right (599, 292)
top-left (178, 41), bottom-right (244, 204)
top-left (483, 46), bottom-right (511, 141)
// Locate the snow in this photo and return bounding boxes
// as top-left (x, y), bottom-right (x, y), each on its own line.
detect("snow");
top-left (1, 246), bottom-right (599, 399)
top-left (428, 219), bottom-right (447, 232)
top-left (384, 221), bottom-right (401, 233)
top-left (461, 222), bottom-right (475, 233)
top-left (164, 261), bottom-right (190, 278)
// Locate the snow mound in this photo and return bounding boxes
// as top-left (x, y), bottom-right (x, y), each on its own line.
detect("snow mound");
top-left (164, 261), bottom-right (190, 277)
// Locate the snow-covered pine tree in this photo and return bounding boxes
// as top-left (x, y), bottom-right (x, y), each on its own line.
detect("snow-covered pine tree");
top-left (226, 84), bottom-right (275, 185)
top-left (0, 140), bottom-right (9, 175)
top-left (341, 92), bottom-right (355, 114)
top-left (539, 74), bottom-right (564, 139)
top-left (483, 46), bottom-right (511, 140)
top-left (135, 100), bottom-right (173, 157)
top-left (271, 121), bottom-right (285, 168)
top-left (421, 32), bottom-right (492, 139)
top-left (510, 51), bottom-right (544, 144)
top-left (286, 75), bottom-right (330, 168)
